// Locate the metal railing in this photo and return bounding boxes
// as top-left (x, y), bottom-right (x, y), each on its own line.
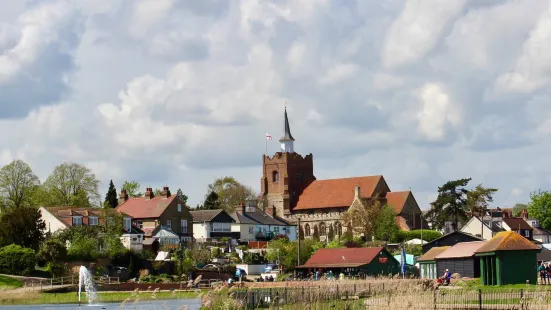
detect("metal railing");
top-left (24, 276), bottom-right (120, 290)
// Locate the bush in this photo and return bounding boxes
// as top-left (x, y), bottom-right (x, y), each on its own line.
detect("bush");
top-left (396, 230), bottom-right (442, 242)
top-left (37, 238), bottom-right (67, 267)
top-left (0, 244), bottom-right (36, 276)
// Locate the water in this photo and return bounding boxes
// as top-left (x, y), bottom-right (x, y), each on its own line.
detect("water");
top-left (0, 298), bottom-right (201, 310)
top-left (79, 266), bottom-right (98, 304)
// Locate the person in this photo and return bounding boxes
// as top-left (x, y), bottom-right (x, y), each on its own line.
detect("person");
top-left (227, 277), bottom-right (233, 287)
top-left (442, 269), bottom-right (451, 285)
top-left (546, 263), bottom-right (551, 285)
top-left (539, 262), bottom-right (547, 284)
top-left (339, 272), bottom-right (345, 281)
top-left (328, 270), bottom-right (333, 280)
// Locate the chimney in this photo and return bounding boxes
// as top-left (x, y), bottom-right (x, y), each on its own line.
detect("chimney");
top-left (119, 189), bottom-right (129, 204)
top-left (240, 202), bottom-right (246, 213)
top-left (354, 186), bottom-right (360, 198)
top-left (160, 186), bottom-right (171, 198)
top-left (145, 187), bottom-right (154, 200)
top-left (521, 209), bottom-right (528, 219)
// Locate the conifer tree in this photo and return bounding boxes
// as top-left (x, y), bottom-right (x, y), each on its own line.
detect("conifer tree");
top-left (104, 180), bottom-right (118, 208)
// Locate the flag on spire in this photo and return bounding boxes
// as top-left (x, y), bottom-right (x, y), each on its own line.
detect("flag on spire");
top-left (266, 133), bottom-right (272, 140)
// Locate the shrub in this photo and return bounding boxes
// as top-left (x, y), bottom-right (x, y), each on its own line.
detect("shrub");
top-left (396, 230), bottom-right (442, 242)
top-left (0, 244), bottom-right (36, 276)
top-left (37, 238), bottom-right (67, 267)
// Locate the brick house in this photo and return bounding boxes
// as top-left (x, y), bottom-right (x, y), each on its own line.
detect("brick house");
top-left (260, 107), bottom-right (426, 241)
top-left (116, 186), bottom-right (193, 243)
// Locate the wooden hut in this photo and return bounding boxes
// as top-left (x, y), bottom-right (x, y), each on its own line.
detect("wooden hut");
top-left (418, 246), bottom-right (449, 279)
top-left (422, 231), bottom-right (484, 254)
top-left (475, 231), bottom-right (540, 285)
top-left (434, 241), bottom-right (486, 278)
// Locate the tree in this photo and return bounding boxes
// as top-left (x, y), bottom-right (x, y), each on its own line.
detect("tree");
top-left (341, 198), bottom-right (382, 243)
top-left (265, 238), bottom-right (322, 270)
top-left (198, 191), bottom-right (221, 210)
top-left (0, 205), bottom-right (46, 251)
top-left (466, 184), bottom-right (498, 239)
top-left (0, 160), bottom-right (40, 209)
top-left (104, 180), bottom-right (118, 208)
top-left (373, 204), bottom-right (400, 242)
top-left (427, 178), bottom-right (471, 231)
top-left (512, 203), bottom-right (528, 217)
top-left (122, 181), bottom-right (142, 197)
top-left (37, 238), bottom-right (67, 266)
top-left (206, 177), bottom-right (256, 211)
top-left (528, 191), bottom-right (551, 230)
top-left (176, 188), bottom-right (188, 205)
top-left (43, 162), bottom-right (101, 207)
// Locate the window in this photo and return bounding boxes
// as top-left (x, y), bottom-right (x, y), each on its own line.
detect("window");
top-left (248, 226), bottom-right (254, 234)
top-left (272, 171), bottom-right (279, 182)
top-left (137, 220), bottom-right (143, 229)
top-left (123, 218), bottom-right (131, 230)
top-left (181, 219), bottom-right (188, 234)
top-left (89, 217), bottom-right (98, 226)
top-left (273, 226), bottom-right (280, 233)
top-left (72, 216), bottom-right (82, 226)
top-left (212, 222), bottom-right (231, 232)
top-left (524, 230), bottom-right (530, 238)
top-left (305, 224), bottom-right (311, 237)
top-left (167, 220), bottom-right (172, 229)
top-left (178, 204), bottom-right (182, 212)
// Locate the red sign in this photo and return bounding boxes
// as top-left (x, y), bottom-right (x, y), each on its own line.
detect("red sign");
top-left (379, 257), bottom-right (388, 264)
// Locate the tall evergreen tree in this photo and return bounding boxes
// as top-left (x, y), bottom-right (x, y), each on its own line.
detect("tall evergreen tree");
top-left (104, 180), bottom-right (118, 208)
top-left (427, 178), bottom-right (471, 232)
top-left (201, 191), bottom-right (221, 210)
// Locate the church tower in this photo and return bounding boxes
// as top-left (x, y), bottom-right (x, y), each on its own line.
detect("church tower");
top-left (261, 106), bottom-right (315, 218)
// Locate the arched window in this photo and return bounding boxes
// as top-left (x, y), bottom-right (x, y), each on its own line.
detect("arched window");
top-left (319, 222), bottom-right (326, 235)
top-left (335, 222), bottom-right (342, 237)
top-left (272, 171), bottom-right (279, 182)
top-left (305, 224), bottom-right (311, 237)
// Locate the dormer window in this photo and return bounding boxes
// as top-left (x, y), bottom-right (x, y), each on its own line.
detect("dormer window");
top-left (123, 218), bottom-right (131, 231)
top-left (72, 216), bottom-right (82, 226)
top-left (272, 171), bottom-right (279, 183)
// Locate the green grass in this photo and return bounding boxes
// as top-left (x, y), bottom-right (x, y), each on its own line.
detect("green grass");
top-left (454, 278), bottom-right (551, 291)
top-left (0, 276), bottom-right (23, 290)
top-left (0, 290), bottom-right (202, 305)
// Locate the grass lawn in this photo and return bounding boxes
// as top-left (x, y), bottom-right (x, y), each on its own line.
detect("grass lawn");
top-left (0, 276), bottom-right (23, 290)
top-left (0, 290), bottom-right (202, 305)
top-left (454, 278), bottom-right (551, 291)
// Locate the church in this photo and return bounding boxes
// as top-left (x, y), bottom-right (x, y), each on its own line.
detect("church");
top-left (260, 107), bottom-right (426, 241)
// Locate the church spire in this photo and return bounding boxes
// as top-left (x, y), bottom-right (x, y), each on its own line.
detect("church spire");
top-left (279, 104), bottom-right (295, 152)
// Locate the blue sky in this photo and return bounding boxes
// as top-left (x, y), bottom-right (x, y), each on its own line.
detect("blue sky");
top-left (1, 0), bottom-right (551, 209)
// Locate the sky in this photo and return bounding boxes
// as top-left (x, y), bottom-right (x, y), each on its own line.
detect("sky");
top-left (1, 0), bottom-right (551, 210)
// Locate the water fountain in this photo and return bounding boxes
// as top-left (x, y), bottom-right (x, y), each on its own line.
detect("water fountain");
top-left (78, 266), bottom-right (98, 304)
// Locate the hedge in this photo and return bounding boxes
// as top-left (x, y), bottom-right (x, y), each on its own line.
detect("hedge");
top-left (0, 244), bottom-right (36, 276)
top-left (396, 230), bottom-right (442, 242)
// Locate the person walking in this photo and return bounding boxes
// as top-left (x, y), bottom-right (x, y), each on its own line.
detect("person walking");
top-left (539, 262), bottom-right (547, 284)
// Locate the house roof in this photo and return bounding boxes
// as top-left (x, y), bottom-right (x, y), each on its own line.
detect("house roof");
top-left (503, 218), bottom-right (533, 231)
top-left (116, 195), bottom-right (177, 219)
top-left (230, 211), bottom-right (257, 224)
top-left (189, 209), bottom-right (229, 223)
top-left (384, 191), bottom-right (411, 214)
top-left (395, 216), bottom-right (410, 231)
top-left (476, 231), bottom-right (540, 253)
top-left (44, 207), bottom-right (111, 226)
top-left (230, 208), bottom-right (293, 226)
top-left (423, 231), bottom-right (484, 248)
top-left (533, 226), bottom-right (551, 236)
top-left (435, 241), bottom-right (485, 259)
top-left (298, 247), bottom-right (392, 268)
top-left (294, 175), bottom-right (385, 210)
top-left (418, 246), bottom-right (450, 262)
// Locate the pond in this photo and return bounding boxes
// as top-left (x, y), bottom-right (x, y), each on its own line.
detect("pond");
top-left (0, 298), bottom-right (201, 310)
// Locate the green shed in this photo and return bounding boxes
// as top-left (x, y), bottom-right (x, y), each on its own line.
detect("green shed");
top-left (475, 231), bottom-right (540, 286)
top-left (418, 246), bottom-right (450, 279)
top-left (296, 247), bottom-right (400, 276)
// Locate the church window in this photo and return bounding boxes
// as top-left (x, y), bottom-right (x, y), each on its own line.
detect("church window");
top-left (305, 224), bottom-right (311, 237)
top-left (319, 222), bottom-right (326, 235)
top-left (272, 171), bottom-right (279, 183)
top-left (335, 222), bottom-right (342, 237)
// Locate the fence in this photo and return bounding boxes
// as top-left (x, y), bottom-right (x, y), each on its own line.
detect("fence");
top-left (232, 282), bottom-right (551, 309)
top-left (24, 276), bottom-right (120, 290)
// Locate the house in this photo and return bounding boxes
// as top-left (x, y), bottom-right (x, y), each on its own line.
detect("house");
top-left (418, 246), bottom-right (450, 279)
top-left (296, 247), bottom-right (400, 276)
top-left (423, 211), bottom-right (462, 235)
top-left (260, 107), bottom-right (425, 241)
top-left (519, 211), bottom-right (551, 243)
top-left (501, 218), bottom-right (533, 240)
top-left (231, 203), bottom-right (297, 242)
top-left (475, 231), bottom-right (540, 285)
top-left (190, 209), bottom-right (240, 242)
top-left (422, 231), bottom-right (484, 254)
top-left (116, 187), bottom-right (193, 243)
top-left (434, 241), bottom-right (486, 279)
top-left (460, 216), bottom-right (504, 240)
top-left (39, 206), bottom-right (144, 251)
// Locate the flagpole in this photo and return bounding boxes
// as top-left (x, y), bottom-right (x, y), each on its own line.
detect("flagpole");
top-left (265, 138), bottom-right (267, 155)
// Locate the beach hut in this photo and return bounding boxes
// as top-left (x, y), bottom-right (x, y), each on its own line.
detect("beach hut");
top-left (422, 231), bottom-right (484, 254)
top-left (475, 231), bottom-right (540, 285)
top-left (418, 246), bottom-right (449, 279)
top-left (434, 241), bottom-right (486, 278)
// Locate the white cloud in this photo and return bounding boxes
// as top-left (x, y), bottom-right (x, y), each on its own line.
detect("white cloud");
top-left (318, 63), bottom-right (358, 85)
top-left (416, 83), bottom-right (461, 141)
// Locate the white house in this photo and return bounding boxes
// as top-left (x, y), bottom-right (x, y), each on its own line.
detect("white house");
top-left (231, 204), bottom-right (297, 241)
top-left (190, 209), bottom-right (239, 242)
top-left (460, 216), bottom-right (504, 240)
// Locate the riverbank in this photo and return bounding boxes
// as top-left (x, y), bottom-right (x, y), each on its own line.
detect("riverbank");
top-left (0, 290), bottom-right (202, 305)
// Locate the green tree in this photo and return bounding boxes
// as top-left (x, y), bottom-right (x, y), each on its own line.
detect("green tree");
top-left (373, 204), bottom-right (400, 242)
top-left (37, 238), bottom-right (67, 266)
top-left (528, 191), bottom-right (551, 230)
top-left (265, 238), bottom-right (322, 270)
top-left (512, 203), bottom-right (528, 217)
top-left (466, 184), bottom-right (498, 239)
top-left (0, 160), bottom-right (41, 209)
top-left (341, 199), bottom-right (382, 243)
top-left (42, 162), bottom-right (100, 207)
top-left (104, 180), bottom-right (118, 208)
top-left (199, 191), bottom-right (221, 210)
top-left (206, 177), bottom-right (256, 211)
top-left (0, 205), bottom-right (45, 251)
top-left (176, 188), bottom-right (188, 205)
top-left (427, 178), bottom-right (471, 231)
top-left (122, 181), bottom-right (142, 197)
top-left (100, 208), bottom-right (126, 257)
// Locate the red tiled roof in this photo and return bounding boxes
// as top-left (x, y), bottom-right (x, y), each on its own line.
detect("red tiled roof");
top-left (116, 195), bottom-right (176, 219)
top-left (385, 191), bottom-right (411, 214)
top-left (298, 247), bottom-right (387, 268)
top-left (502, 218), bottom-right (532, 230)
top-left (294, 176), bottom-right (384, 210)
